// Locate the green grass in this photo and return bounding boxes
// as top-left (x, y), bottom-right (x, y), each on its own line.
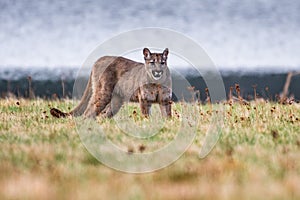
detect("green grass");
top-left (0, 99), bottom-right (300, 199)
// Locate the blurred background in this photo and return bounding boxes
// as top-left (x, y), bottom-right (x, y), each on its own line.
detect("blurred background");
top-left (0, 0), bottom-right (299, 100)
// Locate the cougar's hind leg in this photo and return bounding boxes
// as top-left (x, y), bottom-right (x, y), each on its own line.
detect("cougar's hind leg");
top-left (83, 94), bottom-right (111, 118)
top-left (100, 95), bottom-right (124, 118)
top-left (83, 80), bottom-right (116, 118)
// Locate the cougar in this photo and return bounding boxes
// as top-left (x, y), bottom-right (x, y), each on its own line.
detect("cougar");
top-left (50, 48), bottom-right (172, 118)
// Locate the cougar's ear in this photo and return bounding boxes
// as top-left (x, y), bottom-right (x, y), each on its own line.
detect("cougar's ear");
top-left (162, 48), bottom-right (169, 59)
top-left (143, 48), bottom-right (151, 60)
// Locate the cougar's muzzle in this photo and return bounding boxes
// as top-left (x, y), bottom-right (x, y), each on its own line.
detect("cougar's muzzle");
top-left (152, 70), bottom-right (163, 80)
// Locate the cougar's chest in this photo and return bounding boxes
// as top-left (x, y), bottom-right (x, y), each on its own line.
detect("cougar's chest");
top-left (138, 83), bottom-right (171, 103)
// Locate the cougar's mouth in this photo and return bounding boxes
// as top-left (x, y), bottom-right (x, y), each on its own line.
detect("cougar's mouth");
top-left (152, 70), bottom-right (163, 80)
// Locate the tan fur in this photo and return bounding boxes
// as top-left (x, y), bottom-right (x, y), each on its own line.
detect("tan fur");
top-left (50, 48), bottom-right (172, 118)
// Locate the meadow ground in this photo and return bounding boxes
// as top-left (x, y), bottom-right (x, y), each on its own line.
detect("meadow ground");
top-left (0, 98), bottom-right (300, 200)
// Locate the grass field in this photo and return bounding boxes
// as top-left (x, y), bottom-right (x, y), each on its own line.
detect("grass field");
top-left (0, 98), bottom-right (300, 200)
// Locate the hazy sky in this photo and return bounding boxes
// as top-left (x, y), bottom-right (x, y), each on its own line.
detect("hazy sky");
top-left (0, 0), bottom-right (300, 70)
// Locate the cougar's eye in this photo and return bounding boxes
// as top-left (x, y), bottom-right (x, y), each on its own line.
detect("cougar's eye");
top-left (161, 61), bottom-right (165, 65)
top-left (150, 61), bottom-right (155, 65)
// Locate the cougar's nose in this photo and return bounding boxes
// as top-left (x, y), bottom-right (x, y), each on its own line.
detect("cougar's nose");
top-left (152, 70), bottom-right (163, 78)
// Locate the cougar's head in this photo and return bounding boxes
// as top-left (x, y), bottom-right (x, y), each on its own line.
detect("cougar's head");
top-left (143, 48), bottom-right (169, 81)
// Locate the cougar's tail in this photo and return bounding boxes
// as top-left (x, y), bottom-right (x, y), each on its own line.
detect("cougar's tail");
top-left (50, 74), bottom-right (93, 118)
top-left (50, 108), bottom-right (70, 118)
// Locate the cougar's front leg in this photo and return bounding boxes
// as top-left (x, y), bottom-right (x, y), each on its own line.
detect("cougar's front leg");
top-left (159, 101), bottom-right (172, 118)
top-left (138, 87), bottom-right (155, 117)
top-left (139, 99), bottom-right (152, 117)
top-left (159, 87), bottom-right (172, 118)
